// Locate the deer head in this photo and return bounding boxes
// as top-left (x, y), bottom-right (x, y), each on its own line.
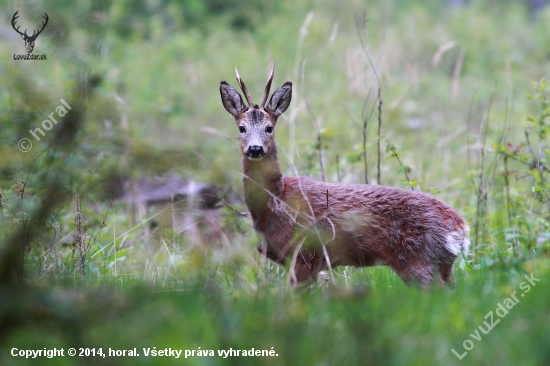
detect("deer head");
top-left (220, 64), bottom-right (292, 160)
top-left (12, 11), bottom-right (49, 54)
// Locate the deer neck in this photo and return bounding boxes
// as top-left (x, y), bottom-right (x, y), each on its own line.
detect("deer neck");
top-left (242, 146), bottom-right (283, 218)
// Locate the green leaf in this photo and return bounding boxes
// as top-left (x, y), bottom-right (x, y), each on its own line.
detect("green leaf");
top-left (397, 166), bottom-right (412, 174)
top-left (346, 152), bottom-right (362, 163)
top-left (427, 187), bottom-right (444, 194)
top-left (404, 179), bottom-right (419, 187)
top-left (320, 128), bottom-right (335, 138)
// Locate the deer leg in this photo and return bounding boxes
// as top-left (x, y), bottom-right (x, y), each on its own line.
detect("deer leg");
top-left (439, 261), bottom-right (456, 287)
top-left (257, 243), bottom-right (286, 265)
top-left (393, 262), bottom-right (435, 288)
top-left (291, 248), bottom-right (324, 284)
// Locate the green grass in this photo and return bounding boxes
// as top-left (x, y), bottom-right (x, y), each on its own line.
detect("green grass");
top-left (2, 262), bottom-right (550, 366)
top-left (1, 1), bottom-right (550, 365)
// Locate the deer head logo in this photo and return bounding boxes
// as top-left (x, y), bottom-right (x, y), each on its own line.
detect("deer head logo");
top-left (11, 11), bottom-right (49, 54)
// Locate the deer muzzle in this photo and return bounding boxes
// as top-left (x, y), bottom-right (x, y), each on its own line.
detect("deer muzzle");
top-left (246, 145), bottom-right (265, 159)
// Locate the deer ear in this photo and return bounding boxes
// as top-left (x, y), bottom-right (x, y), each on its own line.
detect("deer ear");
top-left (220, 81), bottom-right (246, 117)
top-left (266, 82), bottom-right (292, 117)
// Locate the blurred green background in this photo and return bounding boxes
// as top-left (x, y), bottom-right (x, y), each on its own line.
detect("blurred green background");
top-left (1, 0), bottom-right (550, 365)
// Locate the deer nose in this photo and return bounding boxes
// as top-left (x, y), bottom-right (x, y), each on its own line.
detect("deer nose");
top-left (246, 145), bottom-right (265, 158)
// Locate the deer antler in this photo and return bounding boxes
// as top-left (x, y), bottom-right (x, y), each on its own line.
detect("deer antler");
top-left (260, 63), bottom-right (275, 108)
top-left (32, 13), bottom-right (49, 38)
top-left (11, 11), bottom-right (48, 39)
top-left (11, 11), bottom-right (26, 37)
top-left (11, 10), bottom-right (50, 39)
top-left (235, 68), bottom-right (254, 107)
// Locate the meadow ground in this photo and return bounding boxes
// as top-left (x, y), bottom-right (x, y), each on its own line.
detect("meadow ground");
top-left (1, 1), bottom-right (550, 365)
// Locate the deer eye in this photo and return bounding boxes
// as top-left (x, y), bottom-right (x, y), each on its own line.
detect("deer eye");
top-left (239, 126), bottom-right (246, 133)
top-left (265, 126), bottom-right (273, 134)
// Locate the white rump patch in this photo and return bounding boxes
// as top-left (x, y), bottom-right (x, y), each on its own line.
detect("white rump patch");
top-left (446, 223), bottom-right (470, 256)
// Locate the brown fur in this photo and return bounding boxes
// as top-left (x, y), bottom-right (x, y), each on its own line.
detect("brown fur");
top-left (220, 66), bottom-right (469, 286)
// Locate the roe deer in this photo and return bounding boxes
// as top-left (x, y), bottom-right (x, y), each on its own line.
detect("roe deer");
top-left (219, 64), bottom-right (469, 287)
